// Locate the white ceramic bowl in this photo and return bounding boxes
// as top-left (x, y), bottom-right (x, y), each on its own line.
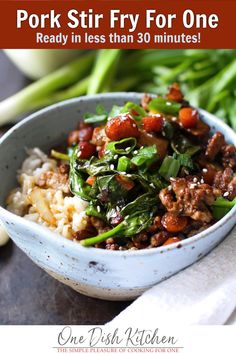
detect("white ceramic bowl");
top-left (0, 93), bottom-right (236, 300)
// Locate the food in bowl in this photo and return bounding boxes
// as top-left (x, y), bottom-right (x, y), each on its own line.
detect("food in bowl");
top-left (7, 84), bottom-right (236, 251)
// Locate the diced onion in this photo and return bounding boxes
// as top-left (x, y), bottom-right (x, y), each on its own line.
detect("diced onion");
top-left (29, 187), bottom-right (56, 225)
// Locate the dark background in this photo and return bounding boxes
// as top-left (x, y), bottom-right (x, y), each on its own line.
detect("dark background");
top-left (0, 51), bottom-right (130, 325)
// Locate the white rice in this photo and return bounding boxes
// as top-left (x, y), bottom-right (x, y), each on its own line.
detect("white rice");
top-left (6, 148), bottom-right (89, 239)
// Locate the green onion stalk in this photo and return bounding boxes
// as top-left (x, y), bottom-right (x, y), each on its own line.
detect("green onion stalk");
top-left (87, 49), bottom-right (121, 94)
top-left (0, 52), bottom-right (95, 125)
top-left (0, 49), bottom-right (236, 131)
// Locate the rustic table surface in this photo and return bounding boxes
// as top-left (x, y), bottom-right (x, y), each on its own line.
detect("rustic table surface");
top-left (0, 51), bottom-right (130, 325)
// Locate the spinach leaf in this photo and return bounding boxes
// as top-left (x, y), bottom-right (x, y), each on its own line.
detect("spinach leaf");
top-left (120, 193), bottom-right (158, 217)
top-left (171, 134), bottom-right (201, 156)
top-left (175, 153), bottom-right (195, 170)
top-left (106, 137), bottom-right (137, 155)
top-left (84, 104), bottom-right (108, 124)
top-left (121, 212), bottom-right (154, 236)
top-left (80, 211), bottom-right (154, 247)
top-left (80, 190), bottom-right (159, 246)
top-left (69, 148), bottom-right (92, 201)
top-left (140, 172), bottom-right (168, 191)
top-left (75, 156), bottom-right (115, 176)
top-left (86, 159), bottom-right (113, 176)
top-left (162, 120), bottom-right (175, 139)
top-left (95, 174), bottom-right (131, 206)
top-left (123, 172), bottom-right (166, 194)
top-left (85, 202), bottom-right (106, 221)
top-left (109, 105), bottom-right (124, 118)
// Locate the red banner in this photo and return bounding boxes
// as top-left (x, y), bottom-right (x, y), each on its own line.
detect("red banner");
top-left (0, 0), bottom-right (235, 49)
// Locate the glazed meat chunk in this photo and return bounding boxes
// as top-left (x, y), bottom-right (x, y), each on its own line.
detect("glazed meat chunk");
top-left (205, 132), bottom-right (225, 161)
top-left (159, 177), bottom-right (218, 223)
top-left (213, 167), bottom-right (236, 200)
top-left (221, 143), bottom-right (236, 169)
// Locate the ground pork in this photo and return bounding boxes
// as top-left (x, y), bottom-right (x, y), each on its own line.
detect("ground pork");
top-left (159, 177), bottom-right (218, 223)
top-left (205, 132), bottom-right (225, 161)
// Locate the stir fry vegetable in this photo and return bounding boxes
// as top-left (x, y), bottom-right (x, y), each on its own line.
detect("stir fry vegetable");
top-left (59, 85), bottom-right (236, 248)
top-left (212, 197), bottom-right (236, 220)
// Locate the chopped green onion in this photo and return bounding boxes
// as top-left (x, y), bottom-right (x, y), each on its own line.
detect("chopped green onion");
top-left (159, 156), bottom-right (180, 180)
top-left (131, 145), bottom-right (158, 171)
top-left (212, 197), bottom-right (236, 220)
top-left (51, 150), bottom-right (70, 161)
top-left (148, 97), bottom-right (181, 115)
top-left (117, 156), bottom-right (130, 172)
top-left (123, 102), bottom-right (146, 121)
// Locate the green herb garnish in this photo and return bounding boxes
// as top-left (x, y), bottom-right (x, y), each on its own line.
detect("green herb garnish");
top-left (51, 150), bottom-right (70, 161)
top-left (131, 145), bottom-right (158, 172)
top-left (212, 197), bottom-right (236, 220)
top-left (148, 97), bottom-right (181, 115)
top-left (106, 137), bottom-right (137, 155)
top-left (117, 156), bottom-right (131, 172)
top-left (159, 156), bottom-right (180, 180)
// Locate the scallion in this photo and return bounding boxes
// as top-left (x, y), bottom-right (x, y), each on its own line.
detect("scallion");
top-left (159, 156), bottom-right (180, 180)
top-left (131, 145), bottom-right (158, 171)
top-left (123, 102), bottom-right (146, 121)
top-left (212, 197), bottom-right (236, 220)
top-left (51, 150), bottom-right (70, 161)
top-left (117, 156), bottom-right (131, 172)
top-left (87, 49), bottom-right (121, 94)
top-left (148, 97), bottom-right (181, 115)
top-left (0, 52), bottom-right (95, 124)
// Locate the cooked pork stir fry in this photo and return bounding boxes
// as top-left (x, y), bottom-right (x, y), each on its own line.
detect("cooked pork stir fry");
top-left (7, 84), bottom-right (236, 250)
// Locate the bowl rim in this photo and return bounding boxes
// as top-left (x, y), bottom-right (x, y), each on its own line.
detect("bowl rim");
top-left (0, 92), bottom-right (236, 257)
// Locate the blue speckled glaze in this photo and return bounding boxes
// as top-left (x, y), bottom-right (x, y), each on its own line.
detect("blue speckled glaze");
top-left (0, 93), bottom-right (236, 300)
